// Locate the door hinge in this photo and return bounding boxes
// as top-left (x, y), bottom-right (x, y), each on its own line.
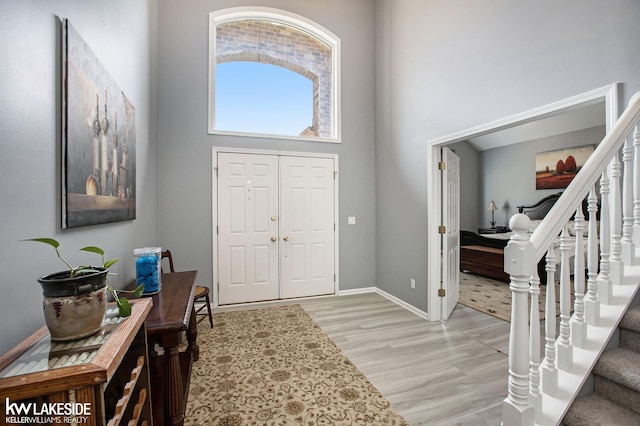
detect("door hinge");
top-left (217, 225), bottom-right (219, 235)
top-left (438, 225), bottom-right (446, 234)
top-left (438, 161), bottom-right (446, 170)
top-left (438, 288), bottom-right (446, 297)
top-left (334, 274), bottom-right (336, 282)
top-left (214, 166), bottom-right (218, 176)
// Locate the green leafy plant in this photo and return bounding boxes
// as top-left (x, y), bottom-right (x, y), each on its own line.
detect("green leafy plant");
top-left (24, 238), bottom-right (144, 317)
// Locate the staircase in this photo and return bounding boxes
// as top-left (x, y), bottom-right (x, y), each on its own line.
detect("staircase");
top-left (501, 90), bottom-right (640, 425)
top-left (564, 304), bottom-right (640, 425)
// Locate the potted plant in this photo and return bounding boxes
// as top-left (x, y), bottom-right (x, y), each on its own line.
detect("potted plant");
top-left (24, 238), bottom-right (143, 341)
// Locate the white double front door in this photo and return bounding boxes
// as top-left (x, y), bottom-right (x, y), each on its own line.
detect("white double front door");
top-left (217, 152), bottom-right (336, 305)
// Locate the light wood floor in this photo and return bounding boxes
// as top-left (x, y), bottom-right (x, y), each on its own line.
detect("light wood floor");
top-left (217, 292), bottom-right (511, 425)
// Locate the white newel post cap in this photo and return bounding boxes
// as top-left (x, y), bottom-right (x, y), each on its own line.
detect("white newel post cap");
top-left (504, 213), bottom-right (535, 277)
top-left (509, 213), bottom-right (531, 239)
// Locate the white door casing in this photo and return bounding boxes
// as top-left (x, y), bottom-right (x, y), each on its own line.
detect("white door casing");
top-left (426, 84), bottom-right (618, 321)
top-left (280, 156), bottom-right (335, 299)
top-left (440, 147), bottom-right (460, 320)
top-left (215, 149), bottom-right (338, 305)
top-left (217, 153), bottom-right (279, 305)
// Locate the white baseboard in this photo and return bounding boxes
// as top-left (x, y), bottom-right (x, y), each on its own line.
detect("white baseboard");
top-left (214, 286), bottom-right (431, 322)
top-left (337, 287), bottom-right (377, 296)
top-left (312, 286), bottom-right (431, 321)
top-left (374, 288), bottom-right (430, 321)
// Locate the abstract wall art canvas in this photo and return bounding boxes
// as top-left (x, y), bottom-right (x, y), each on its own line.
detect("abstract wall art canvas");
top-left (61, 19), bottom-right (136, 228)
top-left (535, 145), bottom-right (595, 190)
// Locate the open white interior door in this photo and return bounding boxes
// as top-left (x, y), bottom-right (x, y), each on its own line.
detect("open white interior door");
top-left (440, 147), bottom-right (460, 321)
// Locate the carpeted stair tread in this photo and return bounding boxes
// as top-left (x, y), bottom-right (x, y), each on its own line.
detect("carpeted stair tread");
top-left (620, 305), bottom-right (640, 333)
top-left (620, 328), bottom-right (640, 352)
top-left (594, 375), bottom-right (640, 415)
top-left (564, 394), bottom-right (640, 426)
top-left (565, 305), bottom-right (640, 425)
top-left (593, 347), bottom-right (640, 392)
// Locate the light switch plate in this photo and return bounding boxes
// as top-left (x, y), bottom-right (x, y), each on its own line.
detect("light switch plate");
top-left (347, 216), bottom-right (356, 225)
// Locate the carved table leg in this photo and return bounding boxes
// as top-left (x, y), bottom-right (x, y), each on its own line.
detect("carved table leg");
top-left (161, 335), bottom-right (184, 426)
top-left (147, 335), bottom-right (159, 358)
top-left (186, 304), bottom-right (199, 362)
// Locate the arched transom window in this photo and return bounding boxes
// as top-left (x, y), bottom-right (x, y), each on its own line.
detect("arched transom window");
top-left (209, 7), bottom-right (341, 142)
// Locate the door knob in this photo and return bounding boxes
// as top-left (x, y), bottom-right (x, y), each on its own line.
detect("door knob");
top-left (271, 216), bottom-right (277, 221)
top-left (283, 236), bottom-right (290, 241)
top-left (271, 236), bottom-right (277, 242)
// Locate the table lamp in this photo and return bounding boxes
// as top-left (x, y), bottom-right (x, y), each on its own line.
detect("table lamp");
top-left (488, 200), bottom-right (498, 228)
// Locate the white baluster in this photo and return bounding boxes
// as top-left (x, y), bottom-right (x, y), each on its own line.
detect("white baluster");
top-left (571, 206), bottom-right (587, 348)
top-left (557, 225), bottom-right (573, 370)
top-left (609, 152), bottom-right (623, 284)
top-left (584, 187), bottom-right (600, 325)
top-left (529, 272), bottom-right (541, 415)
top-left (503, 214), bottom-right (535, 426)
top-left (541, 246), bottom-right (557, 394)
top-left (632, 125), bottom-right (640, 245)
top-left (598, 169), bottom-right (613, 305)
top-left (622, 136), bottom-right (637, 264)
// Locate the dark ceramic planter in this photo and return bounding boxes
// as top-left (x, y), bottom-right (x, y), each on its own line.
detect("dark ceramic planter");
top-left (37, 268), bottom-right (108, 341)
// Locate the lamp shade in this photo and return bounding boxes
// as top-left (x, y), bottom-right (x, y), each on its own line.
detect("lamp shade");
top-left (488, 200), bottom-right (498, 211)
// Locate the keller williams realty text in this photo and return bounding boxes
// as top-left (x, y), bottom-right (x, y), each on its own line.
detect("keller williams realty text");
top-left (5, 398), bottom-right (92, 423)
top-left (5, 416), bottom-right (90, 424)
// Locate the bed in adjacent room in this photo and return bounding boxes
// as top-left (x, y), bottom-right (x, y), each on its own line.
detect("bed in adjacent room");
top-left (460, 192), bottom-right (565, 283)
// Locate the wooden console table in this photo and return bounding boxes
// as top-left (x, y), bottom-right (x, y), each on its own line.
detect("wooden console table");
top-left (128, 271), bottom-right (199, 426)
top-left (0, 299), bottom-right (153, 426)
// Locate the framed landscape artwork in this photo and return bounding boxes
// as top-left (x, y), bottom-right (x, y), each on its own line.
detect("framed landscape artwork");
top-left (535, 145), bottom-right (595, 190)
top-left (61, 19), bottom-right (136, 228)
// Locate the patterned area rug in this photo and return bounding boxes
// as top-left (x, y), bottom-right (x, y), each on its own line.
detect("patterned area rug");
top-left (185, 304), bottom-right (408, 425)
top-left (459, 272), bottom-right (564, 322)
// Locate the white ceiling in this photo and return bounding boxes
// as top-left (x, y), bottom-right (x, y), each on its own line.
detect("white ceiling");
top-left (467, 101), bottom-right (606, 151)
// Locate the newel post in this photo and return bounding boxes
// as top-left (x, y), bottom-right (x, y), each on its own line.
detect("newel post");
top-left (503, 213), bottom-right (536, 426)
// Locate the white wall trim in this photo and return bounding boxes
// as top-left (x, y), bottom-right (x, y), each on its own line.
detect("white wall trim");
top-left (425, 83), bottom-right (620, 321)
top-left (339, 286), bottom-right (431, 320)
top-left (428, 84), bottom-right (619, 146)
top-left (212, 294), bottom-right (337, 312)
top-left (338, 287), bottom-right (377, 296)
top-left (212, 146), bottom-right (340, 308)
top-left (374, 288), bottom-right (431, 321)
top-left (213, 287), bottom-right (432, 324)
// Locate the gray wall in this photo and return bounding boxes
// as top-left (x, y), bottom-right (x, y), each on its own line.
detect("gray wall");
top-left (480, 126), bottom-right (606, 228)
top-left (0, 0), bottom-right (159, 354)
top-left (157, 0), bottom-right (377, 293)
top-left (375, 0), bottom-right (640, 312)
top-left (448, 141), bottom-right (482, 232)
top-left (447, 126), bottom-right (605, 234)
top-left (2, 0), bottom-right (640, 355)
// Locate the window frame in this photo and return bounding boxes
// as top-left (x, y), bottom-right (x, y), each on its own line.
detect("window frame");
top-left (208, 7), bottom-right (342, 143)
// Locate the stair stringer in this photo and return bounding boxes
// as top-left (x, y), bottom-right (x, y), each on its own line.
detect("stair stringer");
top-left (535, 265), bottom-right (640, 426)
